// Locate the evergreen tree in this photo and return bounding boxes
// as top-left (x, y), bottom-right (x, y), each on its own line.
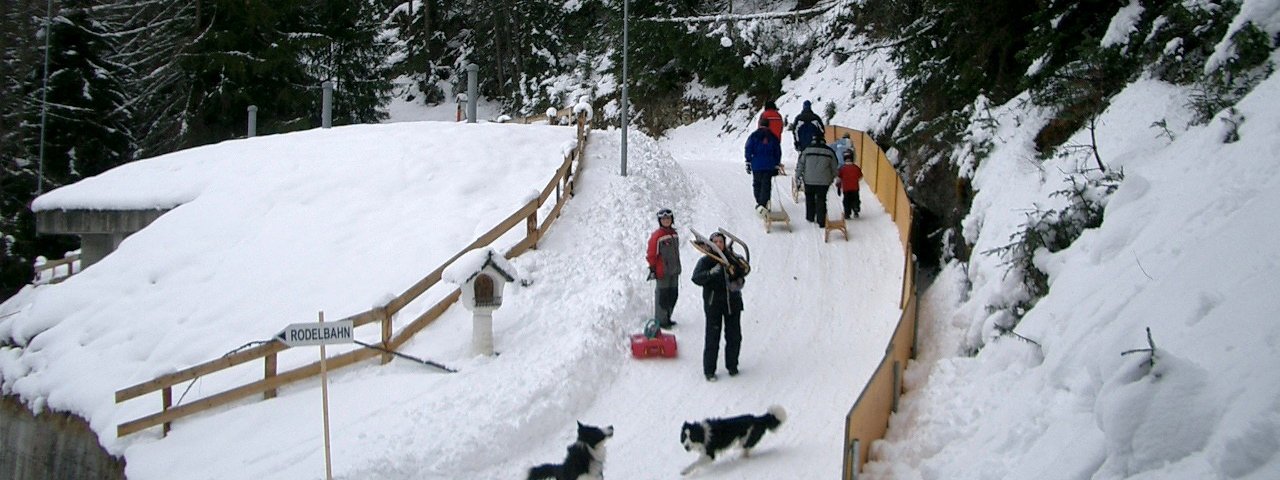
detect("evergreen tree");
top-left (387, 0), bottom-right (448, 104)
top-left (298, 0), bottom-right (395, 125)
top-left (180, 0), bottom-right (315, 146)
top-left (106, 0), bottom-right (198, 158)
top-left (29, 0), bottom-right (134, 185)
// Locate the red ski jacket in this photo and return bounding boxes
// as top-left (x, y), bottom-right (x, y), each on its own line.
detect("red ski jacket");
top-left (647, 226), bottom-right (680, 279)
top-left (759, 108), bottom-right (784, 141)
top-left (838, 163), bottom-right (863, 192)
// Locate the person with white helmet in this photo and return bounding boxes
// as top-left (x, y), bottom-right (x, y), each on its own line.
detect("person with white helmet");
top-left (646, 208), bottom-right (682, 328)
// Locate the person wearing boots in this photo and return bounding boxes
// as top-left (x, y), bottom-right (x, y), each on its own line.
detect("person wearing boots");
top-left (744, 117), bottom-right (783, 216)
top-left (836, 149), bottom-right (863, 219)
top-left (690, 232), bottom-right (748, 382)
top-left (795, 136), bottom-right (839, 227)
top-left (647, 208), bottom-right (681, 328)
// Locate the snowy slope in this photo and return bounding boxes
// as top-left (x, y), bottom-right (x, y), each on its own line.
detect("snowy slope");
top-left (1, 117), bottom-right (906, 478)
top-left (863, 73), bottom-right (1280, 479)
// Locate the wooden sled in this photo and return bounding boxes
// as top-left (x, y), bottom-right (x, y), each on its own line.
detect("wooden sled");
top-left (764, 203), bottom-right (791, 233)
top-left (824, 216), bottom-right (848, 242)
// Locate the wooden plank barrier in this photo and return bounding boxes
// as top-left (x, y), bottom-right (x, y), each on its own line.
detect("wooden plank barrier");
top-left (115, 113), bottom-right (592, 438)
top-left (35, 253), bottom-right (80, 284)
top-left (825, 125), bottom-right (919, 479)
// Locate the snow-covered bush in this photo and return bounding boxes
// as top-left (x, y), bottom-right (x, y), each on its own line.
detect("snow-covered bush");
top-left (978, 169), bottom-right (1123, 347)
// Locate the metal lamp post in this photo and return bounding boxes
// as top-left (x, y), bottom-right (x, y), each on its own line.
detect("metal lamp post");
top-left (620, 0), bottom-right (629, 177)
top-left (37, 0), bottom-right (53, 195)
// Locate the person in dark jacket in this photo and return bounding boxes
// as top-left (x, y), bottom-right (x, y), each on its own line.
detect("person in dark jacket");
top-left (744, 117), bottom-right (783, 216)
top-left (791, 100), bottom-right (825, 152)
top-left (690, 232), bottom-right (748, 382)
top-left (795, 136), bottom-right (839, 227)
top-left (759, 101), bottom-right (784, 141)
top-left (647, 208), bottom-right (681, 328)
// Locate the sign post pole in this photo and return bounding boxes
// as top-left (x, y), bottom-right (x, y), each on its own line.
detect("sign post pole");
top-left (319, 311), bottom-right (333, 480)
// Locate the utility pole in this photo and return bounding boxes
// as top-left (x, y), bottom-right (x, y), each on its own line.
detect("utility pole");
top-left (37, 0), bottom-right (53, 195)
top-left (620, 0), bottom-right (629, 177)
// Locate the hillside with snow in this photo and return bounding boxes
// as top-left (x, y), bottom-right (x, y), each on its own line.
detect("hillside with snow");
top-left (1, 115), bottom-right (906, 478)
top-left (4, 1), bottom-right (1280, 478)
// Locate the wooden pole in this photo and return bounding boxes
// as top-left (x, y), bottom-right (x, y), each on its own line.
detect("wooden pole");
top-left (319, 311), bottom-right (333, 480)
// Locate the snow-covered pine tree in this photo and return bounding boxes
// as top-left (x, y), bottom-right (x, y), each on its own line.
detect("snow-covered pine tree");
top-left (179, 0), bottom-right (315, 146)
top-left (105, 0), bottom-right (198, 158)
top-left (297, 0), bottom-right (395, 125)
top-left (28, 0), bottom-right (134, 185)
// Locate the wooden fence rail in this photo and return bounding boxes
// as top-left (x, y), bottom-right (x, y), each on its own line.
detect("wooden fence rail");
top-left (115, 114), bottom-right (592, 438)
top-left (824, 126), bottom-right (919, 479)
top-left (34, 253), bottom-right (80, 284)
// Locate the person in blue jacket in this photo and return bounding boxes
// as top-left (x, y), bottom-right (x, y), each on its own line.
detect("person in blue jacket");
top-left (744, 117), bottom-right (782, 216)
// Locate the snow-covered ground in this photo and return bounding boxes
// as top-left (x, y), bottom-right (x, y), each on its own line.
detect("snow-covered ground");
top-left (1, 108), bottom-right (905, 477)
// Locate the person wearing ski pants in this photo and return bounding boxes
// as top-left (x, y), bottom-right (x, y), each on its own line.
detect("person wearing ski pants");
top-left (744, 117), bottom-right (783, 215)
top-left (836, 149), bottom-right (863, 219)
top-left (647, 209), bottom-right (681, 328)
top-left (795, 136), bottom-right (839, 227)
top-left (690, 232), bottom-right (747, 382)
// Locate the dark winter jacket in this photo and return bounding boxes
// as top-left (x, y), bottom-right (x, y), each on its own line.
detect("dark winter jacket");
top-left (647, 226), bottom-right (681, 279)
top-left (759, 108), bottom-right (784, 140)
top-left (744, 127), bottom-right (782, 174)
top-left (792, 104), bottom-right (825, 150)
top-left (690, 254), bottom-right (746, 312)
top-left (796, 143), bottom-right (839, 186)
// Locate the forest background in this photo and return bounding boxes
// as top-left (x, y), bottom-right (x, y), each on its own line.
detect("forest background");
top-left (2, 0), bottom-right (1273, 304)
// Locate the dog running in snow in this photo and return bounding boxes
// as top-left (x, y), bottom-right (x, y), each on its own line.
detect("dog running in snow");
top-left (527, 421), bottom-right (614, 480)
top-left (680, 405), bottom-right (786, 475)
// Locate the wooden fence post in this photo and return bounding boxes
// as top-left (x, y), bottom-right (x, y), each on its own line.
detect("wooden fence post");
top-left (526, 209), bottom-right (539, 250)
top-left (380, 307), bottom-right (393, 364)
top-left (162, 387), bottom-right (172, 436)
top-left (264, 353), bottom-right (278, 399)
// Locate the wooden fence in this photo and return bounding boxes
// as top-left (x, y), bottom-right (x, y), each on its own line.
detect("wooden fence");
top-left (824, 126), bottom-right (918, 479)
top-left (115, 114), bottom-right (592, 438)
top-left (34, 253), bottom-right (80, 285)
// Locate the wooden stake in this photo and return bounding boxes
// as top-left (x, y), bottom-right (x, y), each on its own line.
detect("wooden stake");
top-left (319, 311), bottom-right (333, 480)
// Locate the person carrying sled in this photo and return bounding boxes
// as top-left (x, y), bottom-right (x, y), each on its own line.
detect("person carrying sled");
top-left (690, 232), bottom-right (749, 382)
top-left (744, 117), bottom-right (782, 216)
top-left (795, 135), bottom-right (839, 227)
top-left (836, 149), bottom-right (863, 219)
top-left (647, 208), bottom-right (682, 328)
top-left (790, 100), bottom-right (826, 153)
top-left (759, 100), bottom-right (784, 141)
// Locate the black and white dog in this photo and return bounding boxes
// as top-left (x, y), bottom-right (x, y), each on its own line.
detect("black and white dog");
top-left (680, 405), bottom-right (786, 475)
top-left (527, 421), bottom-right (614, 480)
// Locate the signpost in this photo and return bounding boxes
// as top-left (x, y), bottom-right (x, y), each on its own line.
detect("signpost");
top-left (276, 313), bottom-right (352, 480)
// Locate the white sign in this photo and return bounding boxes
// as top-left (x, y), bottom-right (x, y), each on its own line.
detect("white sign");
top-left (275, 320), bottom-right (354, 347)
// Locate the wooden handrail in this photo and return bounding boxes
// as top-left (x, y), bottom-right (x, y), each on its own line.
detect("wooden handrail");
top-left (115, 114), bottom-right (591, 437)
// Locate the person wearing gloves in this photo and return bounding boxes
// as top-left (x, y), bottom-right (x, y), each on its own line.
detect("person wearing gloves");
top-left (744, 117), bottom-right (783, 216)
top-left (647, 208), bottom-right (681, 328)
top-left (690, 232), bottom-right (749, 382)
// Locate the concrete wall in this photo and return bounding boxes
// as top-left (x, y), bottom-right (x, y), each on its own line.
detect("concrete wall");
top-left (0, 395), bottom-right (125, 480)
top-left (36, 209), bottom-right (169, 268)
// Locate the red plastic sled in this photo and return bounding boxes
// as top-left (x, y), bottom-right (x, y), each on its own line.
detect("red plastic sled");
top-left (630, 332), bottom-right (678, 358)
